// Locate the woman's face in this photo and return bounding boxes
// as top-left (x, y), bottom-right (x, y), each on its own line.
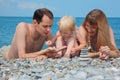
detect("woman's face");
top-left (85, 22), bottom-right (97, 37)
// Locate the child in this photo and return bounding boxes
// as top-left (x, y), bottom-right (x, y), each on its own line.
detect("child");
top-left (46, 16), bottom-right (79, 58)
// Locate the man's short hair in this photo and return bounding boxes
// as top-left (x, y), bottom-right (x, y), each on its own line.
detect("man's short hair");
top-left (33, 8), bottom-right (54, 24)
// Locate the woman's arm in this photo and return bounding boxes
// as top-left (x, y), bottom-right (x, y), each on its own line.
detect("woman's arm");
top-left (109, 27), bottom-right (119, 58)
top-left (99, 46), bottom-right (119, 60)
top-left (109, 27), bottom-right (117, 48)
top-left (88, 52), bottom-right (99, 58)
top-left (71, 26), bottom-right (87, 53)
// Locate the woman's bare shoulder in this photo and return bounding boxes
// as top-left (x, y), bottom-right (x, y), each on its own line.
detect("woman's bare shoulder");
top-left (77, 25), bottom-right (86, 34)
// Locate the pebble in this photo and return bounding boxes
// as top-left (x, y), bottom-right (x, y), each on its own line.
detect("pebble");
top-left (0, 46), bottom-right (120, 80)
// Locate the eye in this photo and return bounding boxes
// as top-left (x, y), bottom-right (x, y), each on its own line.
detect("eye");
top-left (42, 25), bottom-right (47, 28)
top-left (92, 26), bottom-right (97, 29)
top-left (85, 25), bottom-right (89, 29)
top-left (42, 25), bottom-right (51, 29)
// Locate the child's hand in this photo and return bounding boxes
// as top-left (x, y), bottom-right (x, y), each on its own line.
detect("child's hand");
top-left (45, 46), bottom-right (67, 58)
top-left (54, 53), bottom-right (62, 58)
top-left (46, 40), bottom-right (53, 47)
top-left (63, 54), bottom-right (70, 58)
top-left (71, 48), bottom-right (77, 55)
top-left (46, 46), bottom-right (67, 53)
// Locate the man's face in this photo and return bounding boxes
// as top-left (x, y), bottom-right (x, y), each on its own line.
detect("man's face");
top-left (37, 15), bottom-right (53, 36)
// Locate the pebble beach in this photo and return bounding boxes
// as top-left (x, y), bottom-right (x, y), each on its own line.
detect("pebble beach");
top-left (0, 46), bottom-right (120, 80)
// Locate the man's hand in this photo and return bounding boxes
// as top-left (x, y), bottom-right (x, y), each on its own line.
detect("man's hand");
top-left (46, 46), bottom-right (67, 53)
top-left (34, 55), bottom-right (48, 61)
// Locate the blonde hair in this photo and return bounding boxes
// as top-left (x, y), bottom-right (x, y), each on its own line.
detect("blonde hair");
top-left (58, 16), bottom-right (75, 32)
top-left (83, 9), bottom-right (117, 51)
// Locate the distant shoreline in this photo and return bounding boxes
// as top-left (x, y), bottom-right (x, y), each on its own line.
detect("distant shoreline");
top-left (0, 16), bottom-right (120, 18)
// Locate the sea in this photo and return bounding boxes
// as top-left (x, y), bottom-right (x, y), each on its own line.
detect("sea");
top-left (0, 16), bottom-right (120, 49)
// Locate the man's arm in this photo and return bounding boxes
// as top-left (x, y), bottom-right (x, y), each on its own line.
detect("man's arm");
top-left (16, 23), bottom-right (47, 58)
top-left (16, 23), bottom-right (67, 59)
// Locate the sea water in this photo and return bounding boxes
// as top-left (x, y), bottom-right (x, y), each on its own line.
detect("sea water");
top-left (0, 16), bottom-right (120, 49)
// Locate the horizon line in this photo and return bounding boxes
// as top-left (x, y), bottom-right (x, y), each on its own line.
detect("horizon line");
top-left (0, 16), bottom-right (120, 18)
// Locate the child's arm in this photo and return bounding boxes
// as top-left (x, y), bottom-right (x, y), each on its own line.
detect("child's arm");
top-left (46, 31), bottom-right (60, 47)
top-left (63, 37), bottom-right (75, 58)
top-left (55, 36), bottom-right (63, 58)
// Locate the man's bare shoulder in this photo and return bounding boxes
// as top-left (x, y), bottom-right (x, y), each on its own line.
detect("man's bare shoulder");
top-left (16, 22), bottom-right (28, 29)
top-left (16, 22), bottom-right (30, 32)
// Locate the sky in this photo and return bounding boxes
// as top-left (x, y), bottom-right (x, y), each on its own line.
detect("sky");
top-left (0, 0), bottom-right (120, 17)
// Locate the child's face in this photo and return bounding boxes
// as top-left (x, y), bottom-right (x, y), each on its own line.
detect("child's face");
top-left (60, 30), bottom-right (73, 38)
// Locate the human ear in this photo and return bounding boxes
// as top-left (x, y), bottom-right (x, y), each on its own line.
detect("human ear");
top-left (32, 20), bottom-right (38, 25)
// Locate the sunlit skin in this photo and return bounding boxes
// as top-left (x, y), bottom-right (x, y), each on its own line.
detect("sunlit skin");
top-left (85, 23), bottom-right (113, 59)
top-left (36, 16), bottom-right (53, 36)
top-left (5, 15), bottom-right (66, 59)
top-left (60, 30), bottom-right (73, 39)
top-left (46, 16), bottom-right (81, 58)
top-left (78, 24), bottom-right (119, 60)
top-left (55, 30), bottom-right (79, 58)
top-left (77, 9), bottom-right (119, 60)
top-left (85, 22), bottom-right (97, 37)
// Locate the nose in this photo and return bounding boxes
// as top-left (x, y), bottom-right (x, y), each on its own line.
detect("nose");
top-left (46, 27), bottom-right (50, 32)
top-left (87, 27), bottom-right (91, 32)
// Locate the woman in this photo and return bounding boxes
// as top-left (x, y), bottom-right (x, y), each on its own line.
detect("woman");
top-left (76, 9), bottom-right (119, 60)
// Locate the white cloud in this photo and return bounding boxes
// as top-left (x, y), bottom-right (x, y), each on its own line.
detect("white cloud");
top-left (18, 2), bottom-right (46, 10)
top-left (0, 0), bottom-right (4, 4)
top-left (10, 0), bottom-right (16, 2)
top-left (0, 0), bottom-right (3, 2)
top-left (18, 2), bottom-right (57, 12)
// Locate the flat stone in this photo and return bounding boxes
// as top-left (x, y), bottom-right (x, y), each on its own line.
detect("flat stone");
top-left (79, 58), bottom-right (91, 61)
top-left (80, 55), bottom-right (89, 58)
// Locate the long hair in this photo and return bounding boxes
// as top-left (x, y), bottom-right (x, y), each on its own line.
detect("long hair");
top-left (83, 9), bottom-right (117, 51)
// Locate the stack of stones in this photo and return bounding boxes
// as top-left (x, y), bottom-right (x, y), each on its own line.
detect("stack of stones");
top-left (79, 47), bottom-right (92, 66)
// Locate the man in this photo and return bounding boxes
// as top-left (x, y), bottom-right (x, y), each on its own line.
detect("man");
top-left (5, 8), bottom-right (66, 59)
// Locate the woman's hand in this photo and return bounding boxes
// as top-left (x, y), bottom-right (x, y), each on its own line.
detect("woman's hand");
top-left (99, 46), bottom-right (111, 60)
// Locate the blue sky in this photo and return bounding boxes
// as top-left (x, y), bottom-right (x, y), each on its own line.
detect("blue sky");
top-left (0, 0), bottom-right (120, 17)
